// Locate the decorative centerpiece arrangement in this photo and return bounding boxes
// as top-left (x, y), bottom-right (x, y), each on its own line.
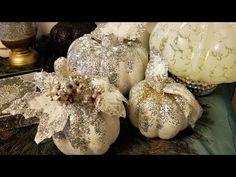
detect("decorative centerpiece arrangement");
top-left (1, 22), bottom-right (213, 155)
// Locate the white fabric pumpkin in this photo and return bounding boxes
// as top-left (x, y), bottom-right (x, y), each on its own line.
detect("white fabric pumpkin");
top-left (129, 49), bottom-right (203, 139)
top-left (150, 23), bottom-right (236, 84)
top-left (67, 23), bottom-right (149, 95)
top-left (4, 57), bottom-right (127, 155)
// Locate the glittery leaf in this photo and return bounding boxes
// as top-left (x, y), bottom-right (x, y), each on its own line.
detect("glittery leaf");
top-left (96, 91), bottom-right (126, 118)
top-left (163, 83), bottom-right (203, 127)
top-left (28, 94), bottom-right (71, 144)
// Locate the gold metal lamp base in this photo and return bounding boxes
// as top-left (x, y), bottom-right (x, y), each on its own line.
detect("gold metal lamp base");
top-left (9, 47), bottom-right (39, 66)
top-left (1, 36), bottom-right (39, 67)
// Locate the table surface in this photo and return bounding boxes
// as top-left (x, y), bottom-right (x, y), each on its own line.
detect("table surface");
top-left (233, 90), bottom-right (236, 116)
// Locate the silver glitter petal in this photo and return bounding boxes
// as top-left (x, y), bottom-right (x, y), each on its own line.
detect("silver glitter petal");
top-left (34, 72), bottom-right (60, 93)
top-left (29, 94), bottom-right (72, 144)
top-left (96, 91), bottom-right (126, 118)
top-left (54, 57), bottom-right (70, 80)
top-left (2, 92), bottom-right (42, 119)
top-left (92, 78), bottom-right (127, 118)
top-left (0, 73), bottom-right (35, 113)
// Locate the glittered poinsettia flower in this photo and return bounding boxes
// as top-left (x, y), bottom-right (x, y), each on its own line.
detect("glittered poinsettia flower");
top-left (3, 57), bottom-right (127, 155)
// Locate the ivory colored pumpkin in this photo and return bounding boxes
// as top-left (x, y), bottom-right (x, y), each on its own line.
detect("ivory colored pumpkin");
top-left (52, 112), bottom-right (120, 155)
top-left (3, 57), bottom-right (127, 155)
top-left (129, 49), bottom-right (203, 139)
top-left (150, 23), bottom-right (236, 84)
top-left (67, 23), bottom-right (149, 95)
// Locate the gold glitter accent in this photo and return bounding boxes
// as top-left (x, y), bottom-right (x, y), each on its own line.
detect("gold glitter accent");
top-left (139, 82), bottom-right (164, 105)
top-left (129, 48), bottom-right (203, 139)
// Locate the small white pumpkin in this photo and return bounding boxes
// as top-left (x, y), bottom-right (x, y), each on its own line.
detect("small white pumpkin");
top-left (4, 57), bottom-right (127, 155)
top-left (67, 23), bottom-right (149, 95)
top-left (129, 49), bottom-right (203, 139)
top-left (149, 23), bottom-right (236, 85)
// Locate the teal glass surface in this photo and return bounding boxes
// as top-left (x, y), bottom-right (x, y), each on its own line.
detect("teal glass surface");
top-left (190, 84), bottom-right (236, 154)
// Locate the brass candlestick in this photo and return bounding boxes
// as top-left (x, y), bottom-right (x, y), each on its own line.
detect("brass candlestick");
top-left (0, 22), bottom-right (39, 67)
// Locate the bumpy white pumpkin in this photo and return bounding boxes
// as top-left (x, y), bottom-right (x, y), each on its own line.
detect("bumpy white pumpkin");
top-left (129, 49), bottom-right (203, 139)
top-left (67, 23), bottom-right (149, 95)
top-left (150, 23), bottom-right (236, 84)
top-left (4, 57), bottom-right (127, 155)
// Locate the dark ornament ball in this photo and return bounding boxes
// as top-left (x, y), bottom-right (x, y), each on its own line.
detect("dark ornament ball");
top-left (50, 22), bottom-right (97, 56)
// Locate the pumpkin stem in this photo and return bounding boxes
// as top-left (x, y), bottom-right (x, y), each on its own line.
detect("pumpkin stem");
top-left (145, 49), bottom-right (168, 93)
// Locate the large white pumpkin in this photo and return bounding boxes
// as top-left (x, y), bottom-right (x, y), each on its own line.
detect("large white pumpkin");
top-left (150, 23), bottom-right (236, 85)
top-left (67, 23), bottom-right (150, 95)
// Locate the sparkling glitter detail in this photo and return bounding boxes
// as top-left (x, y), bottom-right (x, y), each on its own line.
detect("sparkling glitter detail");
top-left (138, 97), bottom-right (161, 133)
top-left (0, 74), bottom-right (36, 113)
top-left (3, 92), bottom-right (41, 118)
top-left (127, 59), bottom-right (135, 73)
top-left (63, 106), bottom-right (94, 151)
top-left (170, 73), bottom-right (218, 96)
top-left (0, 22), bottom-right (36, 41)
top-left (129, 48), bottom-right (203, 139)
top-left (3, 58), bottom-right (127, 154)
top-left (67, 30), bottom-right (148, 94)
top-left (159, 95), bottom-right (184, 127)
top-left (145, 49), bottom-right (168, 92)
top-left (34, 72), bottom-right (60, 93)
top-left (163, 83), bottom-right (203, 128)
